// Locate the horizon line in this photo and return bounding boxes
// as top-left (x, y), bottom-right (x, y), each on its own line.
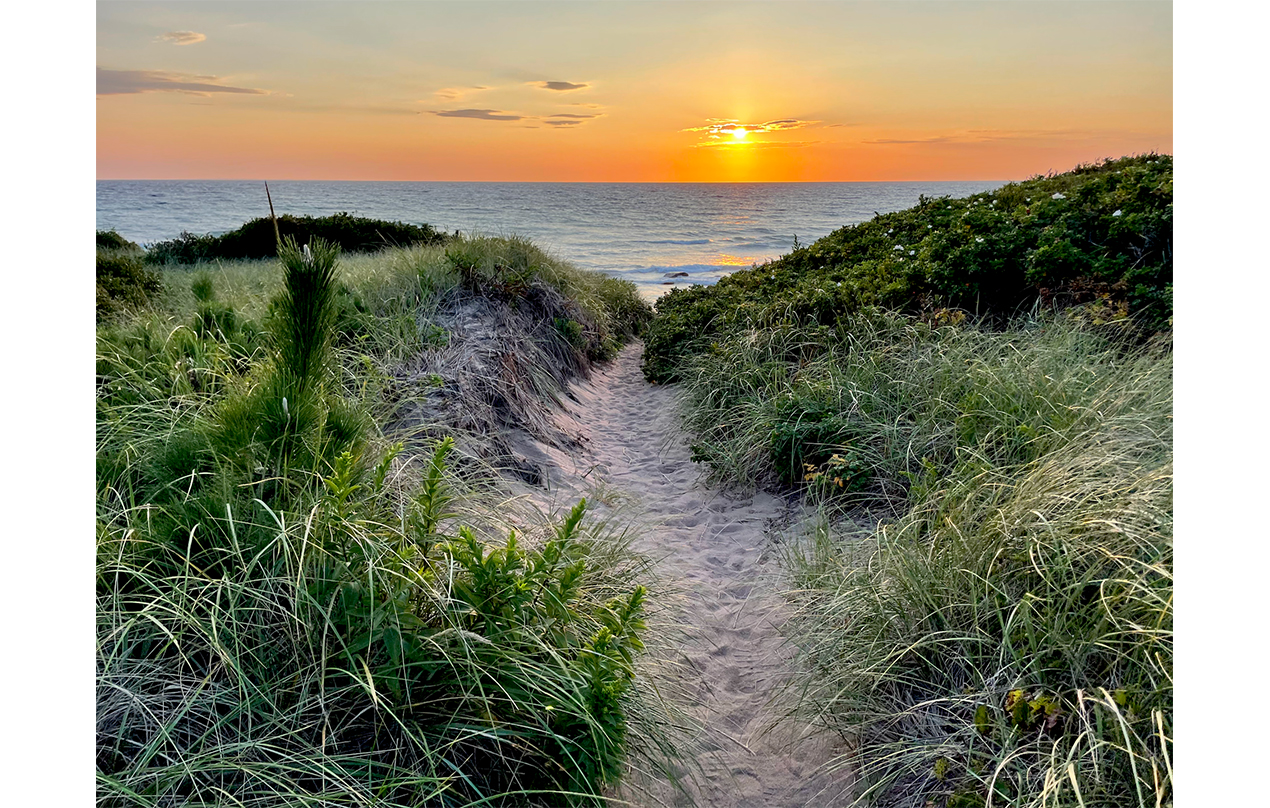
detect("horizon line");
top-left (97, 177), bottom-right (1019, 184)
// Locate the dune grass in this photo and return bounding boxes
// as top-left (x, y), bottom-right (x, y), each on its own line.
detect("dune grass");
top-left (672, 312), bottom-right (1171, 806)
top-left (96, 234), bottom-right (665, 805)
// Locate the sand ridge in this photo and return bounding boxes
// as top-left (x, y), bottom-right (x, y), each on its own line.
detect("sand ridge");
top-left (519, 343), bottom-right (855, 807)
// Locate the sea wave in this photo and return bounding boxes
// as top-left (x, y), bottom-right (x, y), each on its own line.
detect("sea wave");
top-left (637, 238), bottom-right (713, 245)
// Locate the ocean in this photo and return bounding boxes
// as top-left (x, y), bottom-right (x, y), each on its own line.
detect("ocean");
top-left (96, 180), bottom-right (1004, 300)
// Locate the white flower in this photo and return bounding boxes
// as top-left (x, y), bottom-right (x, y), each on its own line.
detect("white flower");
top-left (1112, 209), bottom-right (1123, 217)
top-left (909, 250), bottom-right (915, 255)
top-left (887, 229), bottom-right (893, 235)
top-left (1052, 192), bottom-right (1066, 200)
top-left (894, 245), bottom-right (904, 251)
top-left (975, 237), bottom-right (984, 243)
top-left (928, 224), bottom-right (933, 229)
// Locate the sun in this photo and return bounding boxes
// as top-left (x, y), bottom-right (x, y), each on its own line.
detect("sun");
top-left (732, 128), bottom-right (748, 141)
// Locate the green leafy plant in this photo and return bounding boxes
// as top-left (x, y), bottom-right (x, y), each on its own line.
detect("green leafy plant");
top-left (145, 211), bottom-right (449, 264)
top-left (97, 230), bottom-right (666, 805)
top-left (643, 154), bottom-right (1172, 383)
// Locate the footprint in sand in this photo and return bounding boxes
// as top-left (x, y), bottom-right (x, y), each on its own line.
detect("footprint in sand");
top-left (520, 343), bottom-right (857, 807)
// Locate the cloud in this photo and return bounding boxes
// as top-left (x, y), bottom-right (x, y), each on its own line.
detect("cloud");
top-left (544, 119), bottom-right (583, 126)
top-left (682, 117), bottom-right (820, 136)
top-left (434, 85), bottom-right (489, 101)
top-left (866, 135), bottom-right (957, 145)
top-left (96, 68), bottom-right (267, 96)
top-left (547, 113), bottom-right (598, 119)
top-left (532, 80), bottom-right (589, 92)
top-left (431, 108), bottom-right (523, 121)
top-left (158, 31), bottom-right (206, 45)
top-left (864, 130), bottom-right (1092, 146)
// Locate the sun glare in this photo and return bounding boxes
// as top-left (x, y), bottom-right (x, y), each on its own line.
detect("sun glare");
top-left (732, 128), bottom-right (748, 141)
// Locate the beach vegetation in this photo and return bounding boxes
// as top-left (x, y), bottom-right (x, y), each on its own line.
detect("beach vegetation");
top-left (643, 154), bottom-right (1172, 383)
top-left (676, 312), bottom-right (1171, 806)
top-left (144, 211), bottom-right (449, 264)
top-left (98, 228), bottom-right (141, 251)
top-left (97, 231), bottom-right (662, 805)
top-left (96, 243), bottom-right (162, 321)
top-left (645, 154), bottom-right (1172, 806)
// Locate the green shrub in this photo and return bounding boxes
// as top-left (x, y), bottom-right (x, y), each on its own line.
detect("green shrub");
top-left (643, 154), bottom-right (1172, 383)
top-left (97, 229), bottom-right (139, 250)
top-left (145, 211), bottom-right (449, 264)
top-left (96, 249), bottom-right (162, 320)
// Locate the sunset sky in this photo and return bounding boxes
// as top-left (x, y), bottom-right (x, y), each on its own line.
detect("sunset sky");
top-left (96, 1), bottom-right (1173, 182)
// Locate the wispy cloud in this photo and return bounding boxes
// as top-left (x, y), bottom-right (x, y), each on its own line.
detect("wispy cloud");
top-left (867, 135), bottom-right (957, 145)
top-left (429, 109), bottom-right (602, 126)
top-left (158, 31), bottom-right (206, 45)
top-left (682, 117), bottom-right (821, 137)
top-left (681, 117), bottom-right (821, 148)
top-left (431, 108), bottom-right (523, 121)
top-left (531, 80), bottom-right (589, 92)
top-left (864, 129), bottom-right (1098, 146)
top-left (433, 85), bottom-right (489, 102)
top-left (96, 67), bottom-right (267, 96)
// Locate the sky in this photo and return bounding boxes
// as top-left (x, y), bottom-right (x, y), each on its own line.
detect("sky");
top-left (96, 0), bottom-right (1173, 182)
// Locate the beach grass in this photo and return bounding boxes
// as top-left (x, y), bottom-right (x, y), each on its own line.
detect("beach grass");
top-left (644, 154), bottom-right (1173, 807)
top-left (671, 312), bottom-right (1171, 807)
top-left (96, 233), bottom-right (665, 805)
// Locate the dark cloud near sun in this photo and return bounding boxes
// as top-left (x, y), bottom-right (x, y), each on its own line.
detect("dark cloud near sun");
top-left (158, 31), bottom-right (206, 45)
top-left (532, 81), bottom-right (589, 91)
top-left (544, 120), bottom-right (583, 126)
top-left (547, 113), bottom-right (598, 119)
top-left (432, 108), bottom-right (523, 121)
top-left (96, 68), bottom-right (266, 96)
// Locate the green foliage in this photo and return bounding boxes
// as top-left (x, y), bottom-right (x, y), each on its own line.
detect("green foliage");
top-left (743, 316), bottom-right (1174, 807)
top-left (273, 236), bottom-right (341, 389)
top-left (97, 229), bottom-right (139, 250)
top-left (667, 300), bottom-right (1171, 806)
top-left (97, 232), bottom-right (661, 805)
top-left (439, 233), bottom-right (652, 360)
top-left (144, 211), bottom-right (449, 264)
top-left (96, 248), bottom-right (162, 320)
top-left (643, 154), bottom-right (1173, 383)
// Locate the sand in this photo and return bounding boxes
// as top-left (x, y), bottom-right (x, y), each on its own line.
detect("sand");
top-left (513, 343), bottom-right (856, 807)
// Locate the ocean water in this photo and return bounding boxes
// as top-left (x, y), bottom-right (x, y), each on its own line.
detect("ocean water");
top-left (96, 180), bottom-right (1004, 300)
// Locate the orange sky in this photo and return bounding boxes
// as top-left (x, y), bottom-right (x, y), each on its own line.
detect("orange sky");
top-left (96, 1), bottom-right (1173, 181)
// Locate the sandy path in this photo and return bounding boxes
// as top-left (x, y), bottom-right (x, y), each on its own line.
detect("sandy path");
top-left (521, 344), bottom-right (854, 807)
